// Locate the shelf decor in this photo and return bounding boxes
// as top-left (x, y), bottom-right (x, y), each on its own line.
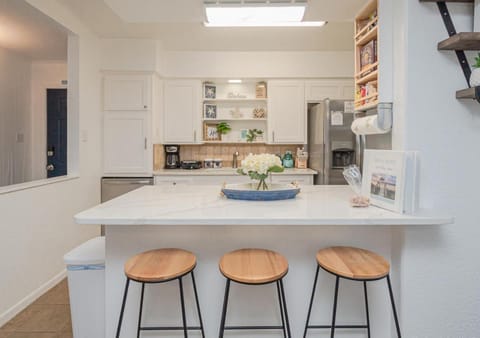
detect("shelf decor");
top-left (204, 83), bottom-right (216, 99)
top-left (204, 123), bottom-right (220, 141)
top-left (236, 153), bottom-right (284, 191)
top-left (204, 104), bottom-right (217, 119)
top-left (470, 53), bottom-right (480, 87)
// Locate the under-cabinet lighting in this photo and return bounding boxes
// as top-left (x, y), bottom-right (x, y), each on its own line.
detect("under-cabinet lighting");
top-left (228, 79), bottom-right (242, 83)
top-left (204, 5), bottom-right (326, 27)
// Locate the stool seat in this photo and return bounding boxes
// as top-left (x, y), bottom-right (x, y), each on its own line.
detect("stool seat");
top-left (219, 248), bottom-right (288, 284)
top-left (316, 246), bottom-right (390, 280)
top-left (124, 248), bottom-right (196, 282)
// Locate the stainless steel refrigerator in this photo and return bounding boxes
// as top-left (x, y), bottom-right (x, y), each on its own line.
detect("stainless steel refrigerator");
top-left (307, 99), bottom-right (358, 185)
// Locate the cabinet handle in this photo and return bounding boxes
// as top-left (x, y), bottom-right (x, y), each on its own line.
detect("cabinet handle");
top-left (272, 131), bottom-right (275, 142)
top-left (194, 130), bottom-right (197, 142)
top-left (144, 105), bottom-right (147, 109)
top-left (144, 137), bottom-right (147, 150)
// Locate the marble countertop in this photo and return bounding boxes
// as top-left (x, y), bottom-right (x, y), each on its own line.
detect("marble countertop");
top-left (75, 185), bottom-right (453, 226)
top-left (153, 168), bottom-right (317, 176)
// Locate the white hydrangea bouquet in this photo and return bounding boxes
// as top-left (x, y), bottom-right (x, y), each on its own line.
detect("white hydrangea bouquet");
top-left (237, 153), bottom-right (284, 190)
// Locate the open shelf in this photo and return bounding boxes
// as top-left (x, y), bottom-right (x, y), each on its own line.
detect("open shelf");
top-left (355, 17), bottom-right (378, 40)
top-left (438, 32), bottom-right (480, 50)
top-left (355, 100), bottom-right (379, 111)
top-left (456, 87), bottom-right (480, 100)
top-left (356, 26), bottom-right (378, 46)
top-left (203, 118), bottom-right (267, 121)
top-left (203, 98), bottom-right (267, 102)
top-left (356, 70), bottom-right (379, 85)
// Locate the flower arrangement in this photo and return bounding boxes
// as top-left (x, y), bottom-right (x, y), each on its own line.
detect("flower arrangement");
top-left (237, 153), bottom-right (284, 190)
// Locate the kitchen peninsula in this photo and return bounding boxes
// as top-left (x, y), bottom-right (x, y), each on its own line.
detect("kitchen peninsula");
top-left (75, 185), bottom-right (451, 338)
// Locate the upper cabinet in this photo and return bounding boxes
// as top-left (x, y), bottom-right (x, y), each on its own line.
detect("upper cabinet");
top-left (267, 80), bottom-right (306, 144)
top-left (163, 80), bottom-right (202, 144)
top-left (104, 74), bottom-right (151, 111)
top-left (305, 80), bottom-right (355, 101)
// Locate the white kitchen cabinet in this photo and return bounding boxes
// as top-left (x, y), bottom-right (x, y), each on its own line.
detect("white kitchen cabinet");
top-left (305, 80), bottom-right (354, 101)
top-left (163, 80), bottom-right (202, 144)
top-left (267, 80), bottom-right (306, 144)
top-left (271, 175), bottom-right (313, 186)
top-left (104, 112), bottom-right (152, 175)
top-left (104, 74), bottom-right (151, 111)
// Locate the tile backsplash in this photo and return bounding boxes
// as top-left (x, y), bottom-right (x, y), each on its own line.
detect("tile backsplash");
top-left (153, 144), bottom-right (302, 170)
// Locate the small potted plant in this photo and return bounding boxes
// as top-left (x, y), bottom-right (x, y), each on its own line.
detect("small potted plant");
top-left (470, 53), bottom-right (480, 87)
top-left (246, 129), bottom-right (264, 143)
top-left (216, 122), bottom-right (231, 141)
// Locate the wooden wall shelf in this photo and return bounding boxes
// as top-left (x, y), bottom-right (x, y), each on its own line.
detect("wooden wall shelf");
top-left (456, 87), bottom-right (480, 100)
top-left (438, 32), bottom-right (480, 50)
top-left (420, 0), bottom-right (473, 2)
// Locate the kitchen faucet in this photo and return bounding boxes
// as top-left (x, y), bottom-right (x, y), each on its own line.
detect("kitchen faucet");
top-left (232, 151), bottom-right (239, 168)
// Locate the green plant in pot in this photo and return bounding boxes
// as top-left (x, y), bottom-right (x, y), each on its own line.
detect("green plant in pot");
top-left (471, 53), bottom-right (480, 87)
top-left (216, 122), bottom-right (231, 141)
top-left (246, 129), bottom-right (263, 142)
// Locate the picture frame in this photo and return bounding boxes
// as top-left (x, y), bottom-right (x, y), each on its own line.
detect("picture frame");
top-left (361, 150), bottom-right (417, 214)
top-left (240, 129), bottom-right (249, 142)
top-left (204, 83), bottom-right (216, 99)
top-left (204, 123), bottom-right (220, 141)
top-left (204, 104), bottom-right (217, 119)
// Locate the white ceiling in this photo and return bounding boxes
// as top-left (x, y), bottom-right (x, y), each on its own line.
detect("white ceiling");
top-left (60, 0), bottom-right (368, 51)
top-left (0, 0), bottom-right (68, 60)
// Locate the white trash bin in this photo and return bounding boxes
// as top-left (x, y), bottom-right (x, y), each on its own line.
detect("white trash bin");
top-left (64, 236), bottom-right (105, 338)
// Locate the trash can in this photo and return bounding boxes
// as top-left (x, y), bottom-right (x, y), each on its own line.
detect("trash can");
top-left (64, 237), bottom-right (105, 338)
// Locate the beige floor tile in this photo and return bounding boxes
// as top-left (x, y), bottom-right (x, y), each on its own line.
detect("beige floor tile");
top-left (0, 330), bottom-right (12, 338)
top-left (7, 332), bottom-right (58, 338)
top-left (12, 304), bottom-right (70, 332)
top-left (35, 279), bottom-right (69, 305)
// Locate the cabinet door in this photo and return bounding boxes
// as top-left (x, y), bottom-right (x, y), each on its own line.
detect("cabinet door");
top-left (163, 80), bottom-right (202, 144)
top-left (104, 112), bottom-right (152, 175)
top-left (268, 80), bottom-right (306, 144)
top-left (305, 81), bottom-right (340, 101)
top-left (271, 175), bottom-right (313, 186)
top-left (104, 75), bottom-right (151, 111)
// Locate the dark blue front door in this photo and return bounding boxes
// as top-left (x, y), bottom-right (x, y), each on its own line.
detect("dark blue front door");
top-left (46, 89), bottom-right (67, 178)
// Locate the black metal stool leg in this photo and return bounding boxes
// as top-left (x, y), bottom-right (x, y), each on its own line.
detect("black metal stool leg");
top-left (279, 279), bottom-right (292, 338)
top-left (276, 281), bottom-right (287, 338)
top-left (137, 283), bottom-right (145, 338)
top-left (330, 276), bottom-right (340, 338)
top-left (386, 275), bottom-right (402, 338)
top-left (364, 281), bottom-right (371, 338)
top-left (218, 279), bottom-right (230, 338)
top-left (178, 277), bottom-right (188, 338)
top-left (191, 271), bottom-right (205, 338)
top-left (116, 278), bottom-right (130, 338)
top-left (303, 264), bottom-right (320, 338)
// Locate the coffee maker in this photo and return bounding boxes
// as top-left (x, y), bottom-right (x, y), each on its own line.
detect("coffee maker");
top-left (164, 145), bottom-right (180, 169)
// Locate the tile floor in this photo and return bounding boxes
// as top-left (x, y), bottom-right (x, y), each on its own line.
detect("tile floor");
top-left (0, 279), bottom-right (72, 338)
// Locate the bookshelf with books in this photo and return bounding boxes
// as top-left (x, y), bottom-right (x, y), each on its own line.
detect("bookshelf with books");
top-left (354, 0), bottom-right (379, 111)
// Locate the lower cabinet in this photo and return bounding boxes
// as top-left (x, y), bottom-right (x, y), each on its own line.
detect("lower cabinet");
top-left (154, 174), bottom-right (313, 186)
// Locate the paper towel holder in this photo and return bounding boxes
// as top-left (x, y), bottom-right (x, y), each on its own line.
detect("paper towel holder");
top-left (377, 102), bottom-right (393, 131)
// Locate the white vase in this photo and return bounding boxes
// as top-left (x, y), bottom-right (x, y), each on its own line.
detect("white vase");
top-left (470, 68), bottom-right (480, 87)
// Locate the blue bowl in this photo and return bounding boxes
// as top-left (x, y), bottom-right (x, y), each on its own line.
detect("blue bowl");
top-left (222, 183), bottom-right (300, 201)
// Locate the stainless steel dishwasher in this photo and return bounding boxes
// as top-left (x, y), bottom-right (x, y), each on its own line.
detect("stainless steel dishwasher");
top-left (100, 177), bottom-right (153, 234)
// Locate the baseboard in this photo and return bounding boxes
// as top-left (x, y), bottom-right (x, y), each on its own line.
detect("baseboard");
top-left (0, 269), bottom-right (67, 327)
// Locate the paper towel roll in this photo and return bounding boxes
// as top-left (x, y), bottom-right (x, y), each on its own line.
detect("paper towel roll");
top-left (351, 115), bottom-right (390, 135)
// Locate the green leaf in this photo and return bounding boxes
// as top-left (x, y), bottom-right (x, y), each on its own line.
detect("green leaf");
top-left (268, 165), bottom-right (284, 173)
top-left (236, 168), bottom-right (246, 175)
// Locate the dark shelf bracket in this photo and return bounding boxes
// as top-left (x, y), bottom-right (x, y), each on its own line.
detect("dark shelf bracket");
top-left (436, 2), bottom-right (472, 84)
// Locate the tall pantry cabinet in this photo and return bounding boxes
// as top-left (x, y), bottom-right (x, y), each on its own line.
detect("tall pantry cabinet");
top-left (103, 72), bottom-right (160, 176)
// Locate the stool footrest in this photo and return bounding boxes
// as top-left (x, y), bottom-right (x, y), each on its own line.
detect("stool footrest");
top-left (225, 325), bottom-right (285, 330)
top-left (307, 324), bottom-right (368, 329)
top-left (140, 326), bottom-right (202, 331)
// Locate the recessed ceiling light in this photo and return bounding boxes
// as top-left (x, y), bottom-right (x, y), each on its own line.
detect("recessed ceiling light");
top-left (228, 79), bottom-right (243, 83)
top-left (204, 4), bottom-right (326, 28)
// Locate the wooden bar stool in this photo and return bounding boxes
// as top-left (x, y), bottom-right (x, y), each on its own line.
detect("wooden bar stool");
top-left (303, 246), bottom-right (401, 338)
top-left (218, 248), bottom-right (291, 338)
top-left (116, 248), bottom-right (205, 338)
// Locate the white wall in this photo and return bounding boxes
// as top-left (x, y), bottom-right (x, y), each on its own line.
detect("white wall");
top-left (100, 38), bottom-right (161, 72)
top-left (391, 0), bottom-right (480, 336)
top-left (0, 0), bottom-right (101, 326)
top-left (161, 51), bottom-right (354, 78)
top-left (0, 47), bottom-right (32, 186)
top-left (30, 61), bottom-right (68, 181)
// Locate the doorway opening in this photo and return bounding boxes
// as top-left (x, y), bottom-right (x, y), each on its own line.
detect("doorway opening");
top-left (46, 88), bottom-right (67, 178)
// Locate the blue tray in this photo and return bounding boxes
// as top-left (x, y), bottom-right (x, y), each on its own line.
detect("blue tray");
top-left (222, 183), bottom-right (300, 201)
